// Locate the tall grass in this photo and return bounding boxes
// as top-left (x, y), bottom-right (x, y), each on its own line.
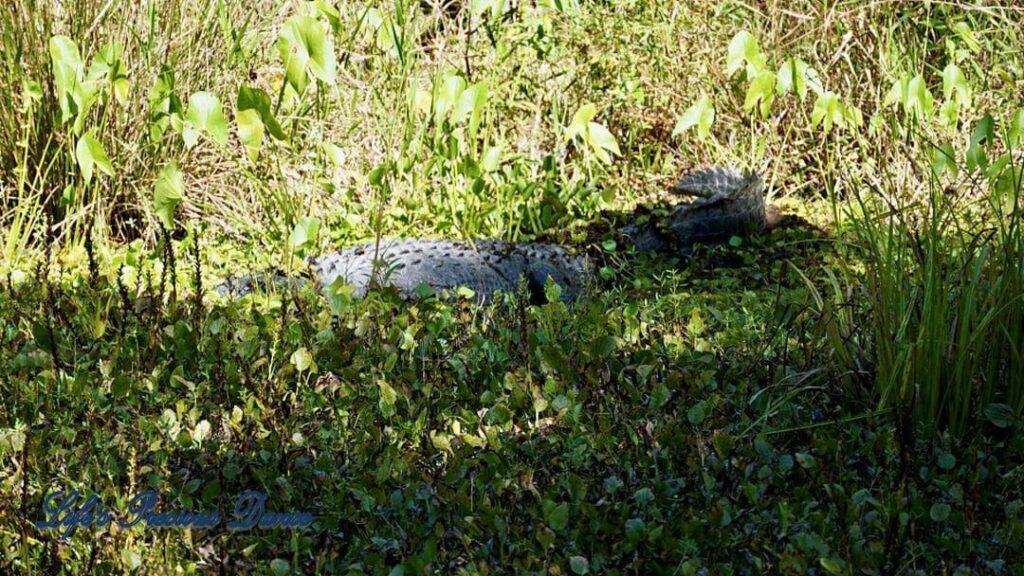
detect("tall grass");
top-left (841, 151), bottom-right (1024, 433)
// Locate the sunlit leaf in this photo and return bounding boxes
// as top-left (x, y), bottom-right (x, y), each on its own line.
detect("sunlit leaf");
top-left (939, 99), bottom-right (959, 129)
top-left (237, 86), bottom-right (286, 140)
top-left (1008, 109), bottom-right (1024, 147)
top-left (744, 70), bottom-right (776, 117)
top-left (811, 91), bottom-right (847, 133)
top-left (776, 58), bottom-right (816, 101)
top-left (673, 96), bottom-right (715, 140)
top-left (75, 130), bottom-right (115, 185)
top-left (184, 91), bottom-right (229, 148)
top-left (236, 108), bottom-right (264, 160)
top-left (953, 22), bottom-right (981, 52)
top-left (291, 347), bottom-right (313, 372)
top-left (49, 35), bottom-right (84, 120)
top-left (482, 145), bottom-right (503, 172)
top-left (289, 216), bottom-right (320, 253)
top-left (586, 121), bottom-right (620, 164)
top-left (436, 73), bottom-right (467, 119)
top-left (930, 142), bottom-right (958, 179)
top-left (452, 82), bottom-right (488, 136)
top-left (726, 30), bottom-right (765, 77)
top-left (278, 15), bottom-right (337, 94)
top-left (566, 103), bottom-right (597, 141)
top-left (905, 75), bottom-right (934, 120)
top-left (153, 161), bottom-right (184, 229)
top-left (942, 63), bottom-right (969, 104)
top-left (88, 41), bottom-right (130, 104)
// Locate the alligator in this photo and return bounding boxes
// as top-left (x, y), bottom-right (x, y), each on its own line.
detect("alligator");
top-left (215, 167), bottom-right (765, 303)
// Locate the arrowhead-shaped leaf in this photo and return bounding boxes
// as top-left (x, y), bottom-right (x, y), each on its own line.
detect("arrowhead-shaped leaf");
top-left (726, 31), bottom-right (765, 77)
top-left (566, 103), bottom-right (597, 141)
top-left (153, 161), bottom-right (184, 229)
top-left (673, 96), bottom-right (715, 140)
top-left (452, 81), bottom-right (488, 136)
top-left (586, 122), bottom-right (620, 164)
top-left (942, 63), bottom-right (969, 104)
top-left (289, 216), bottom-right (320, 253)
top-left (744, 70), bottom-right (776, 117)
top-left (49, 35), bottom-right (84, 120)
top-left (236, 108), bottom-right (264, 160)
top-left (776, 58), bottom-right (818, 101)
top-left (811, 91), bottom-right (847, 133)
top-left (237, 85), bottom-right (286, 140)
top-left (75, 130), bottom-right (115, 185)
top-left (184, 91), bottom-right (229, 147)
top-left (278, 15), bottom-right (337, 94)
top-left (905, 75), bottom-right (933, 120)
top-left (1010, 109), bottom-right (1024, 147)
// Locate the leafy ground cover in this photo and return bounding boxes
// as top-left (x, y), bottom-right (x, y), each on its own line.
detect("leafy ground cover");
top-left (2, 0), bottom-right (1024, 573)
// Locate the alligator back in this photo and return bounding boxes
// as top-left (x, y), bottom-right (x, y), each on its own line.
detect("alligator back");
top-left (308, 238), bottom-right (588, 304)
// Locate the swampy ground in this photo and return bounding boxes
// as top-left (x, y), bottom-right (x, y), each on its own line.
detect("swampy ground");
top-left (2, 1), bottom-right (1024, 574)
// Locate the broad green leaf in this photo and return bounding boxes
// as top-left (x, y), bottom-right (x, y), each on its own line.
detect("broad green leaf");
top-left (968, 115), bottom-right (995, 171)
top-left (452, 82), bottom-right (488, 136)
top-left (569, 556), bottom-right (590, 575)
top-left (482, 145), bottom-right (503, 172)
top-left (983, 403), bottom-right (1018, 428)
top-left (726, 31), bottom-right (765, 77)
top-left (21, 79), bottom-right (43, 111)
top-left (942, 63), bottom-right (969, 104)
top-left (291, 347), bottom-right (313, 372)
top-left (270, 559), bottom-right (291, 576)
top-left (545, 502), bottom-right (569, 531)
top-left (236, 108), bottom-right (265, 160)
top-left (776, 58), bottom-right (816, 100)
top-left (471, 0), bottom-right (505, 18)
top-left (88, 42), bottom-right (130, 104)
top-left (566, 103), bottom-right (597, 140)
top-left (744, 70), bottom-right (776, 117)
top-left (289, 216), bottom-right (320, 253)
top-left (930, 142), bottom-right (958, 178)
top-left (673, 96), bottom-right (715, 140)
top-left (49, 35), bottom-right (84, 119)
top-left (819, 558), bottom-right (844, 575)
top-left (586, 121), bottom-right (620, 164)
top-left (75, 130), bottom-right (115, 185)
top-left (191, 419), bottom-right (211, 444)
top-left (122, 549), bottom-right (142, 570)
top-left (323, 142), bottom-right (346, 166)
top-left (237, 86), bottom-right (286, 140)
top-left (153, 161), bottom-right (184, 229)
top-left (884, 77), bottom-right (907, 109)
top-left (566, 104), bottom-right (619, 163)
top-left (278, 15), bottom-right (337, 94)
top-left (184, 91), bottom-right (229, 148)
top-left (1008, 109), bottom-right (1024, 147)
top-left (326, 279), bottom-right (355, 315)
top-left (905, 75), bottom-right (934, 120)
top-left (953, 22), bottom-right (981, 52)
top-left (49, 35), bottom-right (98, 132)
top-left (148, 66), bottom-right (181, 142)
top-left (811, 92), bottom-right (847, 133)
top-left (435, 73), bottom-right (467, 119)
top-left (939, 99), bottom-right (959, 129)
top-left (929, 502), bottom-right (951, 522)
top-left (377, 379), bottom-right (398, 416)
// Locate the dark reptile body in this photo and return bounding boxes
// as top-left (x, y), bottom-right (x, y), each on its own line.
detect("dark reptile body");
top-left (216, 167), bottom-right (765, 303)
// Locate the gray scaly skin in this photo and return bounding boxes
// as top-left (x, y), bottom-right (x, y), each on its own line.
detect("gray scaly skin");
top-left (215, 167), bottom-right (765, 303)
top-left (309, 239), bottom-right (589, 303)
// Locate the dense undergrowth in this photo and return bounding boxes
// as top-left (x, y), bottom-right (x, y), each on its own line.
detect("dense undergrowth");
top-left (2, 0), bottom-right (1024, 573)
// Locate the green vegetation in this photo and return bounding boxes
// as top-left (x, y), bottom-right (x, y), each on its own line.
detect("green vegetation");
top-left (2, 0), bottom-right (1024, 573)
